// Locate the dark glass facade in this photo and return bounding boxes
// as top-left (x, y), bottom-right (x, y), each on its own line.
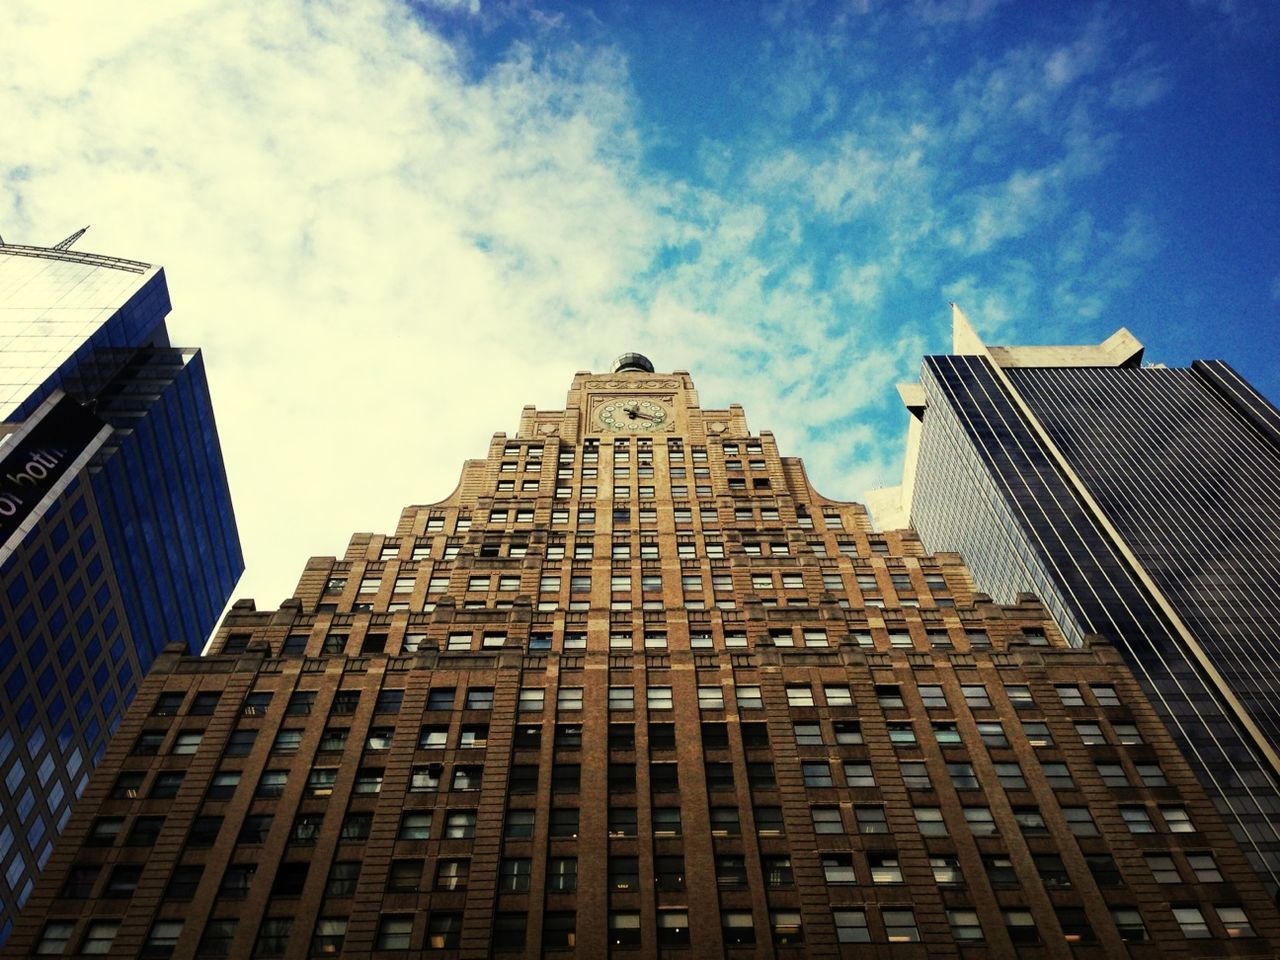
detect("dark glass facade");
top-left (0, 244), bottom-right (242, 943)
top-left (891, 332), bottom-right (1280, 899)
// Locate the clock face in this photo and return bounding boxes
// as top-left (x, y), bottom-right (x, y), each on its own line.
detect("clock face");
top-left (595, 396), bottom-right (673, 432)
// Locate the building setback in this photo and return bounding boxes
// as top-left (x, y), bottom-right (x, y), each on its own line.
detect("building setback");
top-left (869, 308), bottom-right (1280, 899)
top-left (0, 241), bottom-right (243, 943)
top-left (6, 356), bottom-right (1279, 958)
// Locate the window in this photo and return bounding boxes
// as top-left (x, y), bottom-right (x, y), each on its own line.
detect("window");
top-left (855, 805), bottom-right (889, 833)
top-left (542, 912), bottom-right (576, 950)
top-left (844, 762), bottom-right (874, 787)
top-left (722, 912), bottom-right (755, 946)
top-left (949, 762), bottom-right (979, 790)
top-left (319, 728), bottom-right (348, 752)
top-left (1035, 853), bottom-right (1072, 888)
top-left (1122, 806), bottom-right (1155, 833)
top-left (918, 685), bottom-right (947, 709)
top-left (657, 910), bottom-right (690, 948)
top-left (325, 861), bottom-right (360, 897)
top-left (600, 685), bottom-right (634, 712)
top-left (698, 685), bottom-right (725, 710)
top-left (709, 807), bottom-right (739, 836)
top-left (786, 685), bottom-right (814, 707)
top-left (1098, 762), bottom-right (1128, 786)
top-left (272, 729), bottom-right (302, 753)
top-left (1111, 908), bottom-right (1149, 943)
top-left (1188, 853), bottom-right (1223, 883)
top-left (188, 816), bottom-right (223, 847)
top-left (1003, 910), bottom-right (1038, 945)
top-left (399, 812), bottom-right (433, 840)
top-left (88, 817), bottom-right (124, 846)
top-left (256, 770), bottom-right (289, 798)
top-left (770, 910), bottom-right (803, 947)
top-left (311, 918), bottom-right (347, 956)
top-left (1216, 905), bottom-right (1255, 938)
top-left (976, 721), bottom-right (1007, 746)
top-left (603, 911), bottom-right (640, 951)
top-left (172, 731), bottom-right (203, 755)
top-left (812, 806), bottom-right (843, 833)
top-left (1115, 723), bottom-right (1144, 744)
top-left (960, 806), bottom-right (996, 838)
top-left (81, 920), bottom-right (121, 955)
top-left (1023, 722), bottom-right (1053, 747)
top-left (1091, 684), bottom-right (1120, 706)
top-left (419, 725), bottom-right (447, 749)
top-left (647, 686), bottom-right (673, 710)
top-left (1057, 907), bottom-right (1096, 944)
top-left (499, 858), bottom-right (532, 892)
top-left (1087, 853), bottom-right (1124, 888)
top-left (189, 696), bottom-right (220, 716)
top-left (887, 722), bottom-right (915, 745)
top-left (884, 908), bottom-right (921, 943)
top-left (1005, 684), bottom-right (1034, 707)
top-left (36, 922), bottom-right (74, 955)
top-left (505, 809), bottom-right (535, 839)
top-left (465, 687), bottom-right (493, 710)
top-left (1043, 763), bottom-right (1075, 790)
top-left (548, 857), bottom-right (577, 892)
top-left (1013, 806), bottom-right (1049, 836)
top-left (803, 762), bottom-right (834, 787)
top-left (823, 684), bottom-right (852, 707)
top-left (238, 814), bottom-right (273, 844)
top-left (443, 811), bottom-right (475, 839)
top-left (995, 762), bottom-right (1026, 789)
top-left (932, 855), bottom-right (963, 884)
top-left (1172, 906), bottom-right (1211, 938)
top-left (876, 684), bottom-right (903, 708)
top-left (900, 761), bottom-right (931, 790)
top-left (948, 909), bottom-right (983, 942)
top-left (962, 684), bottom-right (990, 708)
top-left (752, 808), bottom-right (783, 839)
top-left (434, 858), bottom-right (468, 892)
top-left (985, 855), bottom-right (1017, 886)
top-left (653, 806), bottom-right (681, 836)
top-left (148, 692), bottom-right (185, 716)
top-left (915, 806), bottom-right (947, 836)
top-left (307, 768), bottom-right (338, 797)
top-left (376, 915), bottom-right (414, 950)
top-left (1077, 722), bottom-right (1106, 745)
top-left (1162, 805), bottom-right (1194, 833)
top-left (869, 853), bottom-right (903, 884)
top-left (558, 687), bottom-right (584, 712)
top-left (1056, 685), bottom-right (1085, 707)
top-left (1063, 807), bottom-right (1099, 836)
top-left (736, 685), bottom-right (763, 709)
top-left (240, 692), bottom-right (272, 716)
top-left (218, 863), bottom-right (254, 899)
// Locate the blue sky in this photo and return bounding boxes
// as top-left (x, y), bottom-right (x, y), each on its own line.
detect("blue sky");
top-left (1, 0), bottom-right (1276, 605)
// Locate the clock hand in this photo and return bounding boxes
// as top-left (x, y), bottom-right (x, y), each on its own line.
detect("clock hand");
top-left (632, 409), bottom-right (661, 422)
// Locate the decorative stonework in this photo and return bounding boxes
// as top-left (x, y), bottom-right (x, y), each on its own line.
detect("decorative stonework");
top-left (584, 378), bottom-right (681, 390)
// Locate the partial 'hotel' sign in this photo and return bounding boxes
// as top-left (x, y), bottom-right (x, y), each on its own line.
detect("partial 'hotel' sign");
top-left (1, 395), bottom-right (108, 550)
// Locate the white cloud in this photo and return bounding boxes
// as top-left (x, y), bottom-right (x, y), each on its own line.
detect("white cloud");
top-left (0, 1), bottom-right (1173, 612)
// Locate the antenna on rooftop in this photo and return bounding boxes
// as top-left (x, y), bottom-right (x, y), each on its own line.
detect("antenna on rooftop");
top-left (53, 226), bottom-right (89, 250)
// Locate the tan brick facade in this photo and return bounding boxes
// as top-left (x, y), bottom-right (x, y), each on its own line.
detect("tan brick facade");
top-left (5, 363), bottom-right (1279, 958)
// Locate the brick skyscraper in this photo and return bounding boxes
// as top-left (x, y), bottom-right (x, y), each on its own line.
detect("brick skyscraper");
top-left (6, 355), bottom-right (1278, 957)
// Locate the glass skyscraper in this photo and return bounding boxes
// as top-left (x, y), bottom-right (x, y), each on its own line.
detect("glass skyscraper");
top-left (871, 306), bottom-right (1280, 897)
top-left (0, 241), bottom-right (243, 943)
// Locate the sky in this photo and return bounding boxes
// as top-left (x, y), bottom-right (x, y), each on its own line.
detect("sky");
top-left (1, 0), bottom-right (1277, 612)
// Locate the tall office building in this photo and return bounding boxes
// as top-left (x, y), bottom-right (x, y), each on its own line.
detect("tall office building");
top-left (0, 241), bottom-right (243, 942)
top-left (6, 355), bottom-right (1279, 958)
top-left (869, 307), bottom-right (1280, 898)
